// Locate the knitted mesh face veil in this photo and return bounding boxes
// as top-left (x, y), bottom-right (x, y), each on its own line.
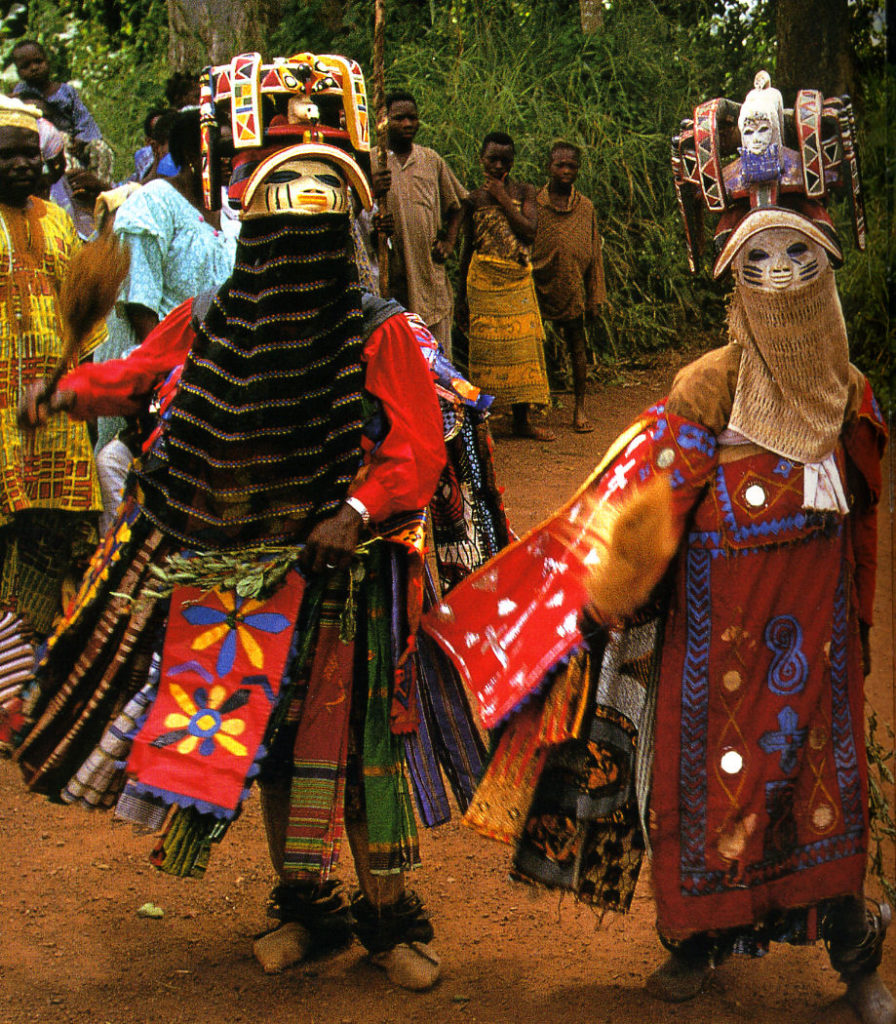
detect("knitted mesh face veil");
top-left (726, 218), bottom-right (850, 465)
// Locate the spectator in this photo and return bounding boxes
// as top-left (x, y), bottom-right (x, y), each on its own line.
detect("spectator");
top-left (131, 105), bottom-right (167, 182)
top-left (165, 70), bottom-right (200, 110)
top-left (0, 96), bottom-right (105, 641)
top-left (532, 141), bottom-right (606, 433)
top-left (458, 131), bottom-right (553, 441)
top-left (145, 107), bottom-right (179, 180)
top-left (93, 107), bottom-right (236, 526)
top-left (371, 90), bottom-right (466, 355)
top-left (12, 39), bottom-right (113, 183)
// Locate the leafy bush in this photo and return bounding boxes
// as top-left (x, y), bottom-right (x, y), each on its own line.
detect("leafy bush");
top-left (6, 0), bottom-right (169, 180)
top-left (9, 0), bottom-right (889, 405)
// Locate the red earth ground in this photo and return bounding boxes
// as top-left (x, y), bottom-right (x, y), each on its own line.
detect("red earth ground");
top-left (1, 344), bottom-right (893, 1024)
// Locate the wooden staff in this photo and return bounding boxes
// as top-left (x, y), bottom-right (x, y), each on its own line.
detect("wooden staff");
top-left (372, 0), bottom-right (390, 297)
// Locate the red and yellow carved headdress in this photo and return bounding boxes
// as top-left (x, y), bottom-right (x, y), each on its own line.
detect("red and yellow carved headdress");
top-left (199, 51), bottom-right (373, 219)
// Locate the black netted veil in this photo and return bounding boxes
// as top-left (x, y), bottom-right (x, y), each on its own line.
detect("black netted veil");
top-left (137, 213), bottom-right (366, 548)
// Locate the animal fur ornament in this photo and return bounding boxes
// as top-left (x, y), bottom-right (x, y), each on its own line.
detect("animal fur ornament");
top-left (581, 475), bottom-right (677, 621)
top-left (47, 229), bottom-right (130, 394)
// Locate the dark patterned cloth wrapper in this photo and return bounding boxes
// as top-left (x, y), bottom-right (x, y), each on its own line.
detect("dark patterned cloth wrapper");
top-left (0, 511), bottom-right (98, 637)
top-left (512, 703), bottom-right (645, 913)
top-left (429, 416), bottom-right (509, 594)
top-left (137, 213), bottom-right (366, 548)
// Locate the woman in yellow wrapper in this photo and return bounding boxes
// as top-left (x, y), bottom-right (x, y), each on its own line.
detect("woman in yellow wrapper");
top-left (458, 131), bottom-right (554, 442)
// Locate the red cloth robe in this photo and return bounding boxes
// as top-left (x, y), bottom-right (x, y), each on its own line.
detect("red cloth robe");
top-left (423, 362), bottom-right (886, 939)
top-left (651, 378), bottom-right (885, 938)
top-left (60, 298), bottom-right (446, 523)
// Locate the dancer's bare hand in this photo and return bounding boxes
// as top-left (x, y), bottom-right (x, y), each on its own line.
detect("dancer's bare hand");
top-left (301, 504), bottom-right (363, 575)
top-left (18, 381), bottom-right (74, 429)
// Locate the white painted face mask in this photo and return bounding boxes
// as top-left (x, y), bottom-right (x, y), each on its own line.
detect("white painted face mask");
top-left (740, 115), bottom-right (776, 156)
top-left (733, 226), bottom-right (826, 293)
top-left (242, 157), bottom-right (349, 219)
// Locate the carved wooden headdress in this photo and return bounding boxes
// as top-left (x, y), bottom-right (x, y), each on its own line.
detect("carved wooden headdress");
top-left (671, 71), bottom-right (865, 276)
top-left (199, 51), bottom-right (373, 218)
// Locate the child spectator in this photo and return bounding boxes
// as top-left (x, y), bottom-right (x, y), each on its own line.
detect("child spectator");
top-left (531, 142), bottom-right (606, 433)
top-left (11, 39), bottom-right (113, 180)
top-left (371, 90), bottom-right (467, 355)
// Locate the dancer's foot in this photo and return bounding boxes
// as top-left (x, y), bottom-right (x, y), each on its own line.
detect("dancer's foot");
top-left (253, 921), bottom-right (313, 974)
top-left (645, 950), bottom-right (712, 1003)
top-left (370, 941), bottom-right (442, 991)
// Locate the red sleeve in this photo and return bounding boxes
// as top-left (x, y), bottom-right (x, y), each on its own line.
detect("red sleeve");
top-left (353, 314), bottom-right (447, 522)
top-left (843, 379), bottom-right (888, 626)
top-left (60, 298), bottom-right (197, 420)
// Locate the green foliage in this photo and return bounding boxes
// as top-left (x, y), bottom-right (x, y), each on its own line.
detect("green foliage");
top-left (834, 69), bottom-right (893, 412)
top-left (10, 0), bottom-right (890, 404)
top-left (300, 0), bottom-right (735, 357)
top-left (271, 0), bottom-right (888, 400)
top-left (10, 0), bottom-right (169, 178)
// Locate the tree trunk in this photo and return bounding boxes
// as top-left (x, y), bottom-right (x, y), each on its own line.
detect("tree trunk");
top-left (167, 0), bottom-right (284, 72)
top-left (579, 0), bottom-right (603, 34)
top-left (775, 0), bottom-right (854, 102)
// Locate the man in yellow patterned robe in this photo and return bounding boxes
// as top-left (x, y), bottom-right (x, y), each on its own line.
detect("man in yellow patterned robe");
top-left (0, 96), bottom-right (104, 640)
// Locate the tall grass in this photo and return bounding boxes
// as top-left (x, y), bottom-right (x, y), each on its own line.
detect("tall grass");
top-left (377, 7), bottom-right (729, 361)
top-left (12, 0), bottom-right (890, 407)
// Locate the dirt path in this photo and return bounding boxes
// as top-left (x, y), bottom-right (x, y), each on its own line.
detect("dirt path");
top-left (1, 352), bottom-right (892, 1024)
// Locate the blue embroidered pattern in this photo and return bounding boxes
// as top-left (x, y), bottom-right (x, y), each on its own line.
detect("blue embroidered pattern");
top-left (677, 422), bottom-right (716, 456)
top-left (758, 705), bottom-right (807, 773)
top-left (679, 546), bottom-right (712, 871)
top-left (677, 562), bottom-right (866, 896)
top-left (689, 464), bottom-right (844, 553)
top-left (829, 569), bottom-right (864, 833)
top-left (764, 616), bottom-right (808, 695)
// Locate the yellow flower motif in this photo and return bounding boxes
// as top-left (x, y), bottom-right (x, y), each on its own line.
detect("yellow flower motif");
top-left (184, 589), bottom-right (290, 677)
top-left (155, 680), bottom-right (249, 758)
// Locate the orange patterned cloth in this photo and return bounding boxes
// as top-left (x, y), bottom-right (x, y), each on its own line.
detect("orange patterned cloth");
top-left (126, 572), bottom-right (306, 817)
top-left (466, 252), bottom-right (550, 407)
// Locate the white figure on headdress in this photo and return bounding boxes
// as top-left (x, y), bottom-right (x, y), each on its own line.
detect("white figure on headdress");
top-left (738, 70), bottom-right (785, 158)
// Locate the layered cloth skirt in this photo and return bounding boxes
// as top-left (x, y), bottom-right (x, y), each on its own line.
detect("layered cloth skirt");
top-left (17, 496), bottom-right (487, 880)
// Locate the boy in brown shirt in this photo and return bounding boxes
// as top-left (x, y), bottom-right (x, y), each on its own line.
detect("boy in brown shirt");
top-left (532, 142), bottom-right (606, 432)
